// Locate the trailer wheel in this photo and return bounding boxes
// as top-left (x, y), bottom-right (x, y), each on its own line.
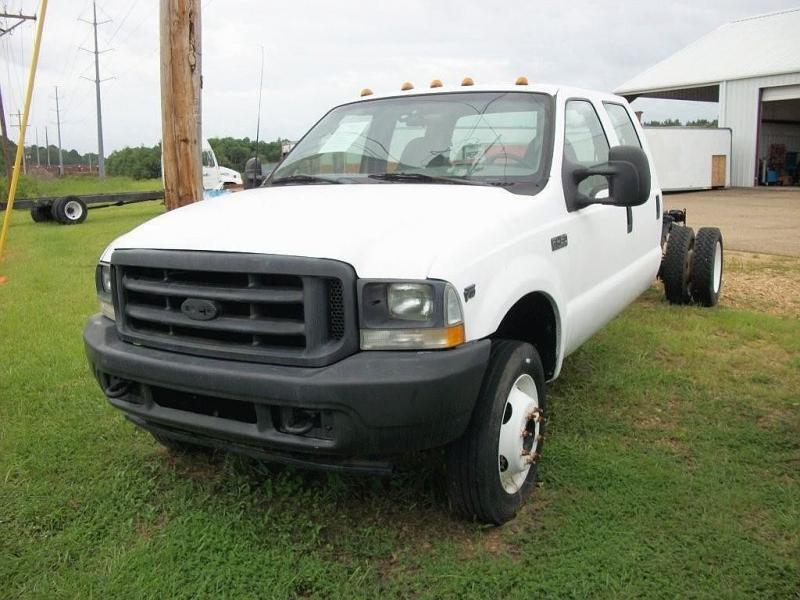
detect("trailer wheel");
top-left (53, 196), bottom-right (88, 225)
top-left (30, 203), bottom-right (51, 222)
top-left (690, 227), bottom-right (723, 307)
top-left (662, 225), bottom-right (695, 305)
top-left (446, 340), bottom-right (546, 525)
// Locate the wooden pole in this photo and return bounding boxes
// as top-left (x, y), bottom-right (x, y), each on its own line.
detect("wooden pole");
top-left (160, 0), bottom-right (202, 211)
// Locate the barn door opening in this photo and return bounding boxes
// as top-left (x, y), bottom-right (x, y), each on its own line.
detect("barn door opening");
top-left (758, 85), bottom-right (800, 186)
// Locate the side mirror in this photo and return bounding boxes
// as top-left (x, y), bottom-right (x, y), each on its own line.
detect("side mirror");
top-left (573, 145), bottom-right (651, 208)
top-left (244, 157), bottom-right (264, 189)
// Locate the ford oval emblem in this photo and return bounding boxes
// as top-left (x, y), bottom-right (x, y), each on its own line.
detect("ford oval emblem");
top-left (181, 298), bottom-right (220, 321)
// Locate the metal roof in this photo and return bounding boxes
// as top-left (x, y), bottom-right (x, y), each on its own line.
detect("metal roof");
top-left (615, 8), bottom-right (800, 99)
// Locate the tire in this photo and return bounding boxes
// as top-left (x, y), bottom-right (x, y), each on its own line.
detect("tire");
top-left (53, 195), bottom-right (88, 225)
top-left (151, 431), bottom-right (208, 454)
top-left (662, 225), bottom-right (695, 305)
top-left (447, 340), bottom-right (546, 525)
top-left (690, 227), bottom-right (723, 307)
top-left (29, 204), bottom-right (51, 222)
top-left (50, 197), bottom-right (65, 221)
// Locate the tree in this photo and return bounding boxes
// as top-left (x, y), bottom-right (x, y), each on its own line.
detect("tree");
top-left (106, 145), bottom-right (162, 179)
top-left (686, 118), bottom-right (718, 128)
top-left (644, 118), bottom-right (683, 127)
top-left (207, 137), bottom-right (283, 173)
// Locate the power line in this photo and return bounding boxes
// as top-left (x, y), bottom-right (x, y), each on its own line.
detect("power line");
top-left (106, 0), bottom-right (137, 45)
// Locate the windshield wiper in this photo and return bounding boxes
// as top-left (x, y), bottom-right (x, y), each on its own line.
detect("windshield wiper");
top-left (368, 172), bottom-right (492, 186)
top-left (269, 174), bottom-right (341, 185)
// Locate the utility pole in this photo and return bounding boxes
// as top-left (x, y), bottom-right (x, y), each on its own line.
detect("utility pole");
top-left (45, 126), bottom-right (50, 167)
top-left (35, 128), bottom-right (40, 167)
top-left (160, 0), bottom-right (203, 210)
top-left (54, 87), bottom-right (63, 176)
top-left (0, 9), bottom-right (36, 186)
top-left (0, 86), bottom-right (11, 183)
top-left (80, 1), bottom-right (110, 178)
top-left (11, 111), bottom-right (26, 174)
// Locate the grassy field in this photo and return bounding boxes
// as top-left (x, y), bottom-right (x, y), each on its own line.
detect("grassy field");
top-left (1, 203), bottom-right (798, 598)
top-left (1, 174), bottom-right (161, 200)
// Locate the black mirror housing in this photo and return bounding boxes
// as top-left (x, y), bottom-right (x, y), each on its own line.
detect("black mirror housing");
top-left (567, 145), bottom-right (651, 210)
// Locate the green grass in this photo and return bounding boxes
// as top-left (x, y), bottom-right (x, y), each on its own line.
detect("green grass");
top-left (2, 174), bottom-right (161, 200)
top-left (1, 204), bottom-right (798, 599)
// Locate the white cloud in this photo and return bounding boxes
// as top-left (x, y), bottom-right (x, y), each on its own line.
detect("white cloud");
top-left (0, 0), bottom-right (795, 155)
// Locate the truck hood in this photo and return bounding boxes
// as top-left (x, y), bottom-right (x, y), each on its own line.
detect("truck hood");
top-left (103, 183), bottom-right (523, 279)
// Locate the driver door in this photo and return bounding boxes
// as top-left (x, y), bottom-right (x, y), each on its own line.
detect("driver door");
top-left (561, 98), bottom-right (633, 352)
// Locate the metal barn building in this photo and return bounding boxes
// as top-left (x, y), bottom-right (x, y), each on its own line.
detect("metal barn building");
top-left (615, 8), bottom-right (800, 187)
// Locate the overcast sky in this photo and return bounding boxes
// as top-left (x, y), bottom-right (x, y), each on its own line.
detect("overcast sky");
top-left (1, 0), bottom-right (797, 156)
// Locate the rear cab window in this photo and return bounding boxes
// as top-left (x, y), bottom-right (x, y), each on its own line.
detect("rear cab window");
top-left (603, 102), bottom-right (642, 148)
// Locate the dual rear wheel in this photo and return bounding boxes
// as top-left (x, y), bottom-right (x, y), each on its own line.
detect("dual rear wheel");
top-left (28, 196), bottom-right (88, 224)
top-left (663, 226), bottom-right (723, 307)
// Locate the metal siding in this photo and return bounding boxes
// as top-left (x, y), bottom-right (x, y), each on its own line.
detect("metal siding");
top-left (720, 73), bottom-right (800, 186)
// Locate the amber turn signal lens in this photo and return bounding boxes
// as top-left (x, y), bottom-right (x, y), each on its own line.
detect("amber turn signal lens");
top-left (461, 77), bottom-right (474, 86)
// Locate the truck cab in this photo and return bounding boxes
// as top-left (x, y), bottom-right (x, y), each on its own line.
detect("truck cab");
top-left (85, 80), bottom-right (661, 524)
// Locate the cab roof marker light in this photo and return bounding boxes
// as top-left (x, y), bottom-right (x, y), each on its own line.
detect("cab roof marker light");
top-left (461, 77), bottom-right (474, 86)
top-left (401, 81), bottom-right (414, 91)
top-left (430, 79), bottom-right (443, 88)
top-left (515, 76), bottom-right (529, 85)
top-left (360, 88), bottom-right (373, 97)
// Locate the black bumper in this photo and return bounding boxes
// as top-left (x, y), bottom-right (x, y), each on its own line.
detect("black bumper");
top-left (84, 315), bottom-right (490, 470)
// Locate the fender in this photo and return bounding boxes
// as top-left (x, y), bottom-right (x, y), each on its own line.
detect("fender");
top-left (462, 252), bottom-right (567, 379)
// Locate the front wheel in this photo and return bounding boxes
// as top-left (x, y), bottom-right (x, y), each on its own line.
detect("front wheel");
top-left (447, 340), bottom-right (546, 525)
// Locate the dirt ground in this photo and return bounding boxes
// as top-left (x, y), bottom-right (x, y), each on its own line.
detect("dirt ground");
top-left (665, 187), bottom-right (800, 257)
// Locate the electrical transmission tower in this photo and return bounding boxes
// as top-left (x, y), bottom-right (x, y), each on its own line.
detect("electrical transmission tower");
top-left (79, 1), bottom-right (112, 179)
top-left (53, 86), bottom-right (64, 176)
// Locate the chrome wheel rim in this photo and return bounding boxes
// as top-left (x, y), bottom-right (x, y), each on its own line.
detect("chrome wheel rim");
top-left (498, 373), bottom-right (540, 494)
top-left (713, 240), bottom-right (722, 293)
top-left (64, 200), bottom-right (83, 221)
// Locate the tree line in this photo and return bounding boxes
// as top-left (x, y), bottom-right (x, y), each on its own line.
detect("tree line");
top-left (104, 137), bottom-right (285, 180)
top-left (0, 136), bottom-right (286, 181)
top-left (644, 118), bottom-right (719, 127)
top-left (0, 137), bottom-right (98, 172)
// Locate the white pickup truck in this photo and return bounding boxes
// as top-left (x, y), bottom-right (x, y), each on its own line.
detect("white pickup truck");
top-left (84, 80), bottom-right (723, 524)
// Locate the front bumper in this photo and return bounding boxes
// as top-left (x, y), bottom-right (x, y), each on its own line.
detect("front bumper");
top-left (84, 315), bottom-right (490, 471)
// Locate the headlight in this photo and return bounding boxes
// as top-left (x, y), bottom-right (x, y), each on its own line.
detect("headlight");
top-left (359, 280), bottom-right (465, 350)
top-left (388, 283), bottom-right (434, 321)
top-left (96, 262), bottom-right (115, 321)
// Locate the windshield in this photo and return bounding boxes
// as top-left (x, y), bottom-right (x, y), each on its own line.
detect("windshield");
top-left (268, 91), bottom-right (554, 194)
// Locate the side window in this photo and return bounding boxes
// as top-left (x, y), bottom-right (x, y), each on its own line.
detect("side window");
top-left (604, 103), bottom-right (642, 147)
top-left (201, 150), bottom-right (215, 168)
top-left (564, 100), bottom-right (609, 199)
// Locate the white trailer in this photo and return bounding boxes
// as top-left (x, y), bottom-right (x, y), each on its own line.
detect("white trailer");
top-left (644, 127), bottom-right (732, 192)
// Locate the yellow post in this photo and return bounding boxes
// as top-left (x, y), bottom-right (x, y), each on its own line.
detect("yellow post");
top-left (0, 0), bottom-right (49, 267)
